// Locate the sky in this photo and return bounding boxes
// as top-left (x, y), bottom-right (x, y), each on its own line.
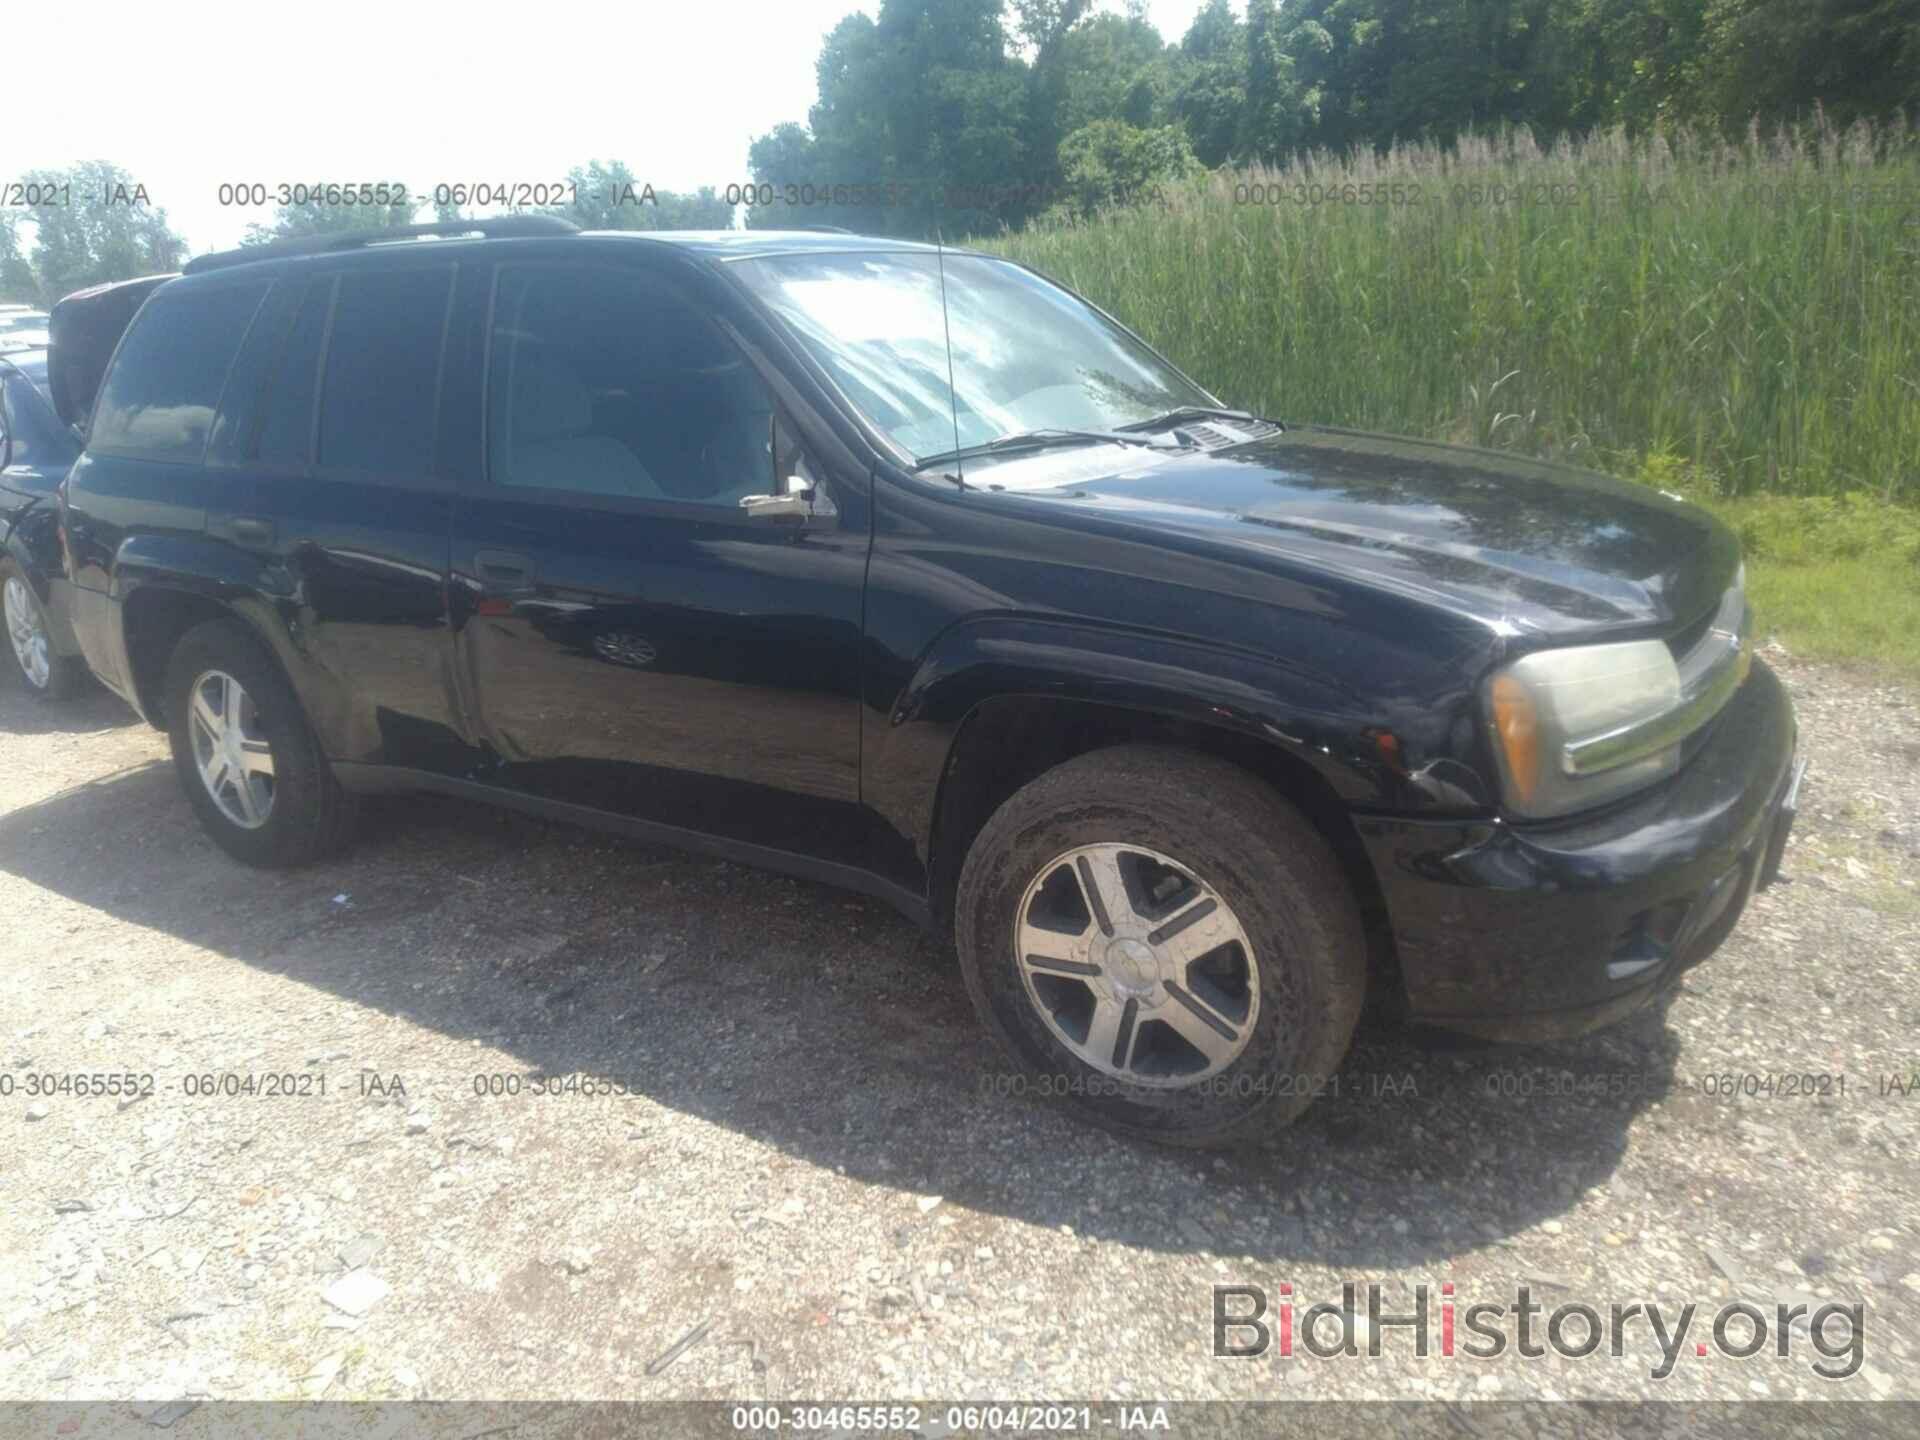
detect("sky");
top-left (8, 0), bottom-right (1219, 256)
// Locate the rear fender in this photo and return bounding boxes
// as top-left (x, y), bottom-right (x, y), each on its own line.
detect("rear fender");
top-left (110, 535), bottom-right (319, 728)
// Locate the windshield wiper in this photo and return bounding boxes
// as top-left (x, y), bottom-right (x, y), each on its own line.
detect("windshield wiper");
top-left (915, 427), bottom-right (1192, 471)
top-left (1115, 405), bottom-right (1275, 434)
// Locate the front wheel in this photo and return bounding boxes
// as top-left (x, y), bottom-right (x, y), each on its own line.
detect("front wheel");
top-left (955, 745), bottom-right (1366, 1147)
top-left (2, 563), bottom-right (85, 701)
top-left (163, 618), bottom-right (356, 867)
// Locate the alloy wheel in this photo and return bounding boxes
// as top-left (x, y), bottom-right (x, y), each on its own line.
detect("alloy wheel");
top-left (187, 669), bottom-right (277, 829)
top-left (1015, 842), bottom-right (1260, 1088)
top-left (4, 576), bottom-right (51, 690)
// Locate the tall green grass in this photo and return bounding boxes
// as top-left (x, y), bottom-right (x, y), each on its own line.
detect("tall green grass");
top-left (991, 120), bottom-right (1920, 504)
top-left (988, 120), bottom-right (1920, 675)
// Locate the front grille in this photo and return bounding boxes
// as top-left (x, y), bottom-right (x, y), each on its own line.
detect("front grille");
top-left (1666, 607), bottom-right (1716, 662)
top-left (1668, 574), bottom-right (1748, 665)
top-left (1670, 581), bottom-right (1752, 757)
top-left (1673, 582), bottom-right (1749, 691)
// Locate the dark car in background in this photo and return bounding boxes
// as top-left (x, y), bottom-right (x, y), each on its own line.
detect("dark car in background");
top-left (1, 344), bottom-right (87, 699)
top-left (51, 219), bottom-right (1800, 1145)
top-left (0, 306), bottom-right (51, 338)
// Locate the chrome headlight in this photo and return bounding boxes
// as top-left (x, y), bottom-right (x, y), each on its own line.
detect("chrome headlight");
top-left (1484, 640), bottom-right (1684, 819)
top-left (1486, 571), bottom-right (1753, 820)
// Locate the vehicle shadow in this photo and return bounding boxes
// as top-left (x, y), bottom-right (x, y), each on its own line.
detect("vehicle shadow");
top-left (0, 676), bottom-right (141, 737)
top-left (0, 762), bottom-right (1683, 1268)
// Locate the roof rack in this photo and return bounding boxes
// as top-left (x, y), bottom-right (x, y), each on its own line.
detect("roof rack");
top-left (183, 215), bottom-right (581, 274)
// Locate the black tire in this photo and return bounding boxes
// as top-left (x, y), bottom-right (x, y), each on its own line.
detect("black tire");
top-left (162, 618), bottom-right (356, 867)
top-left (955, 745), bottom-right (1366, 1147)
top-left (1, 559), bottom-right (86, 701)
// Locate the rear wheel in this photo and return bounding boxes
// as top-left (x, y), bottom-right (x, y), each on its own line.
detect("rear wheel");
top-left (955, 745), bottom-right (1366, 1147)
top-left (2, 563), bottom-right (84, 701)
top-left (163, 618), bottom-right (356, 867)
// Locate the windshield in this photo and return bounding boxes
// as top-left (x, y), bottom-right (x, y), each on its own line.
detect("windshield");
top-left (732, 251), bottom-right (1213, 464)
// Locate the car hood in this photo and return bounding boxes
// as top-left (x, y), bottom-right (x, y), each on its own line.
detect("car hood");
top-left (994, 425), bottom-right (1739, 640)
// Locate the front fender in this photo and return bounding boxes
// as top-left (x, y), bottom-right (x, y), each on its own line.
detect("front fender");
top-left (863, 614), bottom-right (1495, 893)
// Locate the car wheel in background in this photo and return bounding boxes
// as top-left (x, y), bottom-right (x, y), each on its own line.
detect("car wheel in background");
top-left (162, 618), bottom-right (356, 867)
top-left (955, 745), bottom-right (1367, 1147)
top-left (2, 561), bottom-right (85, 701)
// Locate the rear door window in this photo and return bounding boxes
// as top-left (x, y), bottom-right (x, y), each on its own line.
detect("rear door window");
top-left (254, 278), bottom-right (332, 469)
top-left (317, 266), bottom-right (453, 479)
top-left (89, 282), bottom-right (270, 462)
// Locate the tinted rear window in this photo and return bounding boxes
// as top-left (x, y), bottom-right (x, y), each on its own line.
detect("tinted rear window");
top-left (317, 266), bottom-right (452, 476)
top-left (256, 279), bottom-right (331, 467)
top-left (90, 283), bottom-right (269, 461)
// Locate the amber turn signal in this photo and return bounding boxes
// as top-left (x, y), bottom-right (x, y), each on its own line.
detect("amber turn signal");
top-left (1490, 672), bottom-right (1540, 805)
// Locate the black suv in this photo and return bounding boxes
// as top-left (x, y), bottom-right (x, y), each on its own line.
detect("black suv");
top-left (56, 219), bottom-right (1800, 1145)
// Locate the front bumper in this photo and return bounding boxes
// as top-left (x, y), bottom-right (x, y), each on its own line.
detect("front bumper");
top-left (1356, 658), bottom-right (1799, 1042)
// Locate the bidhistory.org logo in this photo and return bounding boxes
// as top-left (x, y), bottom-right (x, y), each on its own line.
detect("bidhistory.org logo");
top-left (1213, 1282), bottom-right (1865, 1381)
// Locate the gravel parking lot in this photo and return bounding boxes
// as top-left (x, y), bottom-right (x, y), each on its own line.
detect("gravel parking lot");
top-left (2, 648), bottom-right (1916, 1411)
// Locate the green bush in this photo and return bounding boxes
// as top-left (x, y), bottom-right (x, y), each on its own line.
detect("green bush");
top-left (1728, 494), bottom-right (1920, 567)
top-left (1053, 120), bottom-right (1200, 218)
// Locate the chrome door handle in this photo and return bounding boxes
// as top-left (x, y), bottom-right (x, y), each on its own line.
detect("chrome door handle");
top-left (474, 550), bottom-right (533, 591)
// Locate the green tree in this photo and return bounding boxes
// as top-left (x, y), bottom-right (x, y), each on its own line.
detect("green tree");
top-left (0, 215), bottom-right (38, 304)
top-left (747, 0), bottom-right (1920, 235)
top-left (9, 162), bottom-right (185, 302)
top-left (650, 187), bottom-right (736, 229)
top-left (1015, 0), bottom-right (1096, 191)
top-left (1056, 10), bottom-right (1177, 136)
top-left (1241, 0), bottom-right (1311, 159)
top-left (748, 123), bottom-right (821, 190)
top-left (1054, 118), bottom-right (1198, 214)
top-left (749, 0), bottom-right (1034, 237)
top-left (543, 161), bottom-right (733, 230)
top-left (1282, 0), bottom-right (1560, 150)
top-left (1701, 0), bottom-right (1920, 129)
top-left (1172, 0), bottom-right (1248, 166)
top-left (243, 191), bottom-right (419, 246)
top-left (1525, 0), bottom-right (1710, 132)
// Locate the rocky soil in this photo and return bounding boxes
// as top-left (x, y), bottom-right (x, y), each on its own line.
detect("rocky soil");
top-left (1, 648), bottom-right (1915, 1420)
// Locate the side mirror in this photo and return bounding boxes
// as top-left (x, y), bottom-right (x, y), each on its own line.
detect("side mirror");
top-left (740, 412), bottom-right (838, 523)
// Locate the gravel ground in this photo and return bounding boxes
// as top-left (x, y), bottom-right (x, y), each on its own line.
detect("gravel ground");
top-left (1, 647), bottom-right (1916, 1412)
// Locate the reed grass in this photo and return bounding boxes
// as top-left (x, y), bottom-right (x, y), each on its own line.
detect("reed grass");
top-left (991, 119), bottom-right (1920, 504)
top-left (988, 119), bottom-right (1920, 674)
